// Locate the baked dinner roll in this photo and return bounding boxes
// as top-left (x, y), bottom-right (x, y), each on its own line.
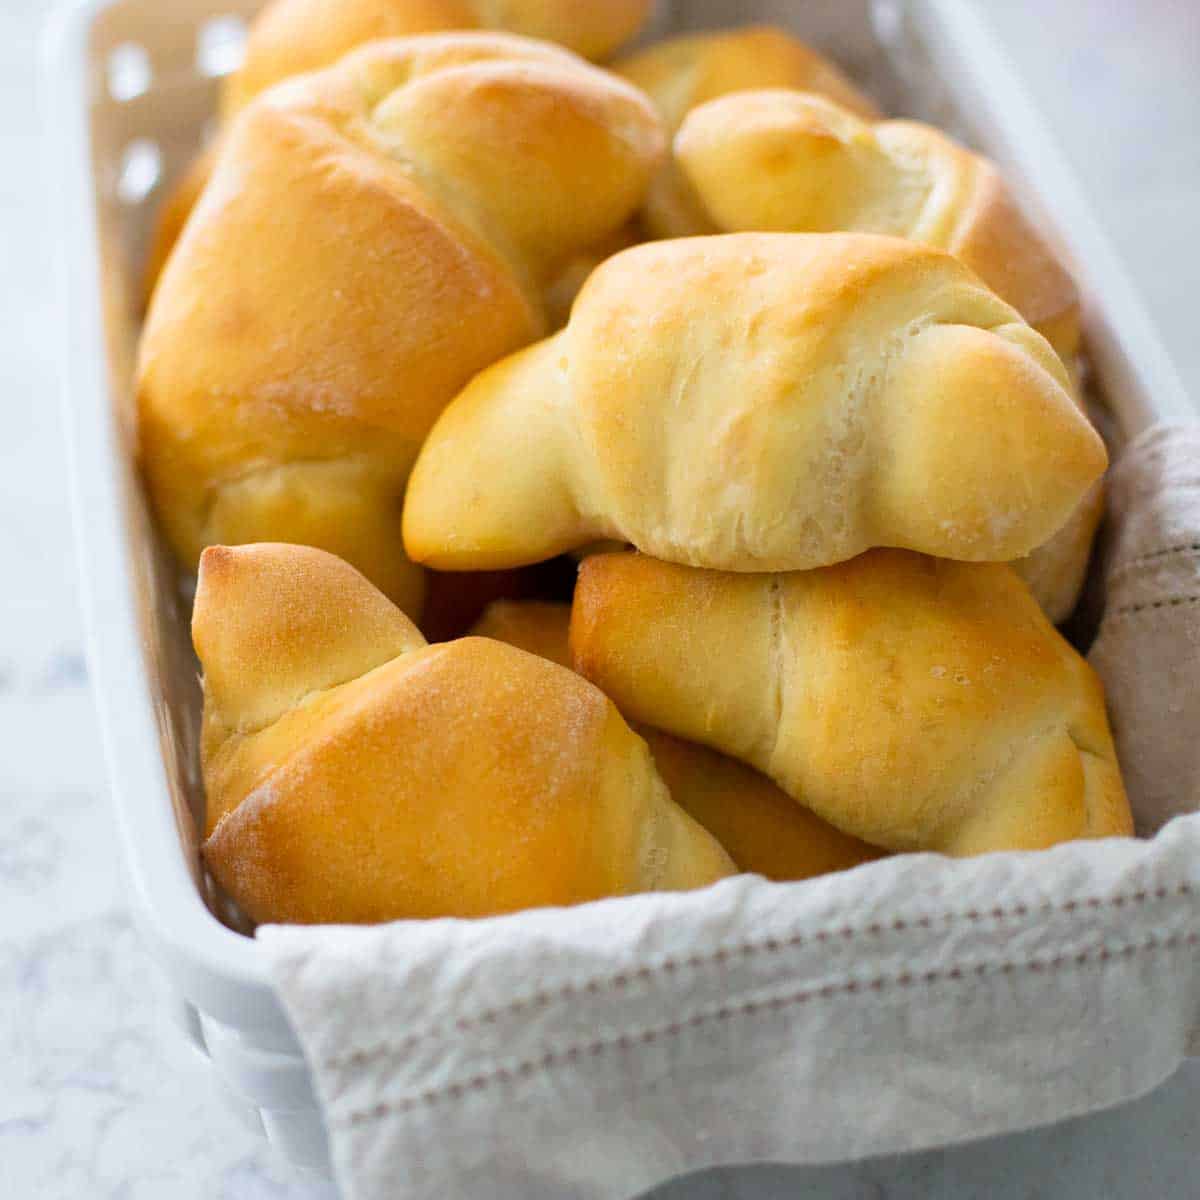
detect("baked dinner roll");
top-left (571, 551), bottom-right (1134, 857)
top-left (138, 34), bottom-right (663, 614)
top-left (143, 0), bottom-right (653, 301)
top-left (226, 0), bottom-right (653, 116)
top-left (403, 234), bottom-right (1106, 575)
top-left (614, 26), bottom-right (877, 239)
top-left (193, 544), bottom-right (733, 924)
top-left (675, 89), bottom-right (1099, 619)
top-left (675, 89), bottom-right (1079, 359)
top-left (470, 599), bottom-right (882, 881)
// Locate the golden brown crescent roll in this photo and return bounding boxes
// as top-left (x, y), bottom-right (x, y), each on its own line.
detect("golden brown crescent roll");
top-left (614, 26), bottom-right (878, 239)
top-left (193, 544), bottom-right (733, 925)
top-left (138, 34), bottom-right (663, 615)
top-left (469, 599), bottom-right (884, 881)
top-left (143, 0), bottom-right (653, 298)
top-left (571, 551), bottom-right (1134, 857)
top-left (675, 90), bottom-right (1079, 359)
top-left (403, 234), bottom-right (1106, 576)
top-left (226, 0), bottom-right (653, 116)
top-left (674, 89), bottom-right (1100, 619)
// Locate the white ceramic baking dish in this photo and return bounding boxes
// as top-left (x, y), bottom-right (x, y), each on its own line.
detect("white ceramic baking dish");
top-left (43, 0), bottom-right (1196, 1179)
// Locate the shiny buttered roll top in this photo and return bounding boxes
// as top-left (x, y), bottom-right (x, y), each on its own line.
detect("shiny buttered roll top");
top-left (674, 88), bottom-right (1080, 360)
top-left (673, 89), bottom-right (1099, 621)
top-left (143, 0), bottom-right (656, 301)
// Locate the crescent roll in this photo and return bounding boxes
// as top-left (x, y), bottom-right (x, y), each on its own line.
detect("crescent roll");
top-left (143, 0), bottom-right (654, 302)
top-left (613, 25), bottom-right (878, 238)
top-left (403, 234), bottom-right (1106, 575)
top-left (226, 0), bottom-right (654, 117)
top-left (193, 544), bottom-right (733, 925)
top-left (138, 34), bottom-right (663, 615)
top-left (470, 599), bottom-right (883, 882)
top-left (570, 551), bottom-right (1133, 857)
top-left (675, 89), bottom-right (1079, 358)
top-left (674, 89), bottom-right (1100, 619)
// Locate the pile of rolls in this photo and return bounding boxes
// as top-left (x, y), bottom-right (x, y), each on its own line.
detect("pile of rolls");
top-left (137, 0), bottom-right (1132, 926)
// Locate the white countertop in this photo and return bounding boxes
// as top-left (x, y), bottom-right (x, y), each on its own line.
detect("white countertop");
top-left (3, 1), bottom-right (1197, 1196)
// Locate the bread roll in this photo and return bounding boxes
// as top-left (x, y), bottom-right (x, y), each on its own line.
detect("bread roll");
top-left (143, 0), bottom-right (654, 300)
top-left (571, 551), bottom-right (1133, 856)
top-left (533, 26), bottom-right (877, 337)
top-left (676, 89), bottom-right (1079, 359)
top-left (138, 34), bottom-right (663, 614)
top-left (194, 544), bottom-right (733, 924)
top-left (404, 234), bottom-right (1106, 575)
top-left (674, 89), bottom-right (1100, 619)
top-left (470, 600), bottom-right (883, 881)
top-left (226, 0), bottom-right (653, 116)
top-left (614, 25), bottom-right (878, 238)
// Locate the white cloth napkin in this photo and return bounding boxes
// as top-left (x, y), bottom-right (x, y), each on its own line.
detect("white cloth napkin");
top-left (1090, 425), bottom-right (1200, 833)
top-left (259, 424), bottom-right (1200, 1200)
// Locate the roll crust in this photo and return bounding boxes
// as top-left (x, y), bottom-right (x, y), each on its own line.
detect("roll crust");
top-left (141, 145), bottom-right (217, 310)
top-left (470, 599), bottom-right (576, 668)
top-left (194, 544), bottom-right (733, 924)
top-left (570, 551), bottom-right (1133, 856)
top-left (640, 729), bottom-right (883, 883)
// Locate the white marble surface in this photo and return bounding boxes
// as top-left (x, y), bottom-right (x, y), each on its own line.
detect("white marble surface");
top-left (3, 0), bottom-right (1198, 1197)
